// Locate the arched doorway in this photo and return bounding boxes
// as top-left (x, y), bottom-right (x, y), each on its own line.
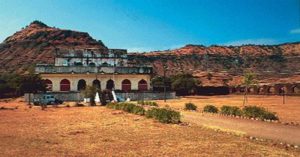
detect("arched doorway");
top-left (43, 79), bottom-right (53, 91)
top-left (60, 79), bottom-right (71, 91)
top-left (122, 79), bottom-right (131, 92)
top-left (106, 79), bottom-right (114, 90)
top-left (138, 79), bottom-right (148, 91)
top-left (77, 79), bottom-right (86, 91)
top-left (93, 79), bottom-right (101, 90)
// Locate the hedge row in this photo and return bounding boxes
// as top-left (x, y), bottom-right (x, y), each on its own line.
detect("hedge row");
top-left (146, 108), bottom-right (181, 124)
top-left (203, 105), bottom-right (279, 120)
top-left (107, 102), bottom-right (181, 124)
top-left (107, 102), bottom-right (145, 115)
top-left (137, 101), bottom-right (158, 106)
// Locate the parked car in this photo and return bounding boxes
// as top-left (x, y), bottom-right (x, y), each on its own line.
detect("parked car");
top-left (33, 94), bottom-right (63, 105)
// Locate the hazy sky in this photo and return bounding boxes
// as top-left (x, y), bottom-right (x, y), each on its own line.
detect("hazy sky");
top-left (0, 0), bottom-right (299, 52)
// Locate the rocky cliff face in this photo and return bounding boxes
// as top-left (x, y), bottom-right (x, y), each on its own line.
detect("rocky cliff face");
top-left (0, 21), bottom-right (299, 86)
top-left (0, 21), bottom-right (107, 73)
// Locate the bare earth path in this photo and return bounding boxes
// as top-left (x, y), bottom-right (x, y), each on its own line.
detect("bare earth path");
top-left (182, 111), bottom-right (300, 145)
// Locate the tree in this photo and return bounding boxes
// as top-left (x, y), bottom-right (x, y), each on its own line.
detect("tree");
top-left (81, 85), bottom-right (97, 106)
top-left (19, 74), bottom-right (47, 106)
top-left (171, 74), bottom-right (199, 95)
top-left (151, 76), bottom-right (171, 92)
top-left (242, 72), bottom-right (257, 106)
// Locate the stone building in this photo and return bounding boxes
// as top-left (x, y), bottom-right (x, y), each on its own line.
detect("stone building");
top-left (35, 48), bottom-right (153, 92)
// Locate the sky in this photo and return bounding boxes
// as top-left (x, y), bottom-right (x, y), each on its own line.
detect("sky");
top-left (0, 0), bottom-right (299, 52)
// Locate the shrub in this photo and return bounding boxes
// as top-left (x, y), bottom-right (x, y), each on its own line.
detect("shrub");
top-left (107, 102), bottom-right (145, 115)
top-left (203, 105), bottom-right (218, 113)
top-left (146, 108), bottom-right (181, 124)
top-left (185, 103), bottom-right (197, 110)
top-left (242, 106), bottom-right (278, 120)
top-left (220, 105), bottom-right (242, 116)
top-left (137, 100), bottom-right (158, 106)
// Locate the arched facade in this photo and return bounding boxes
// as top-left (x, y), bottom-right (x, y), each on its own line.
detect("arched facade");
top-left (121, 79), bottom-right (131, 92)
top-left (60, 79), bottom-right (71, 91)
top-left (43, 79), bottom-right (53, 91)
top-left (138, 79), bottom-right (148, 91)
top-left (77, 79), bottom-right (86, 91)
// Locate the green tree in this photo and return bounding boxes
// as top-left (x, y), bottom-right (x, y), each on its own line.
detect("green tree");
top-left (242, 72), bottom-right (257, 106)
top-left (171, 74), bottom-right (199, 95)
top-left (19, 74), bottom-right (47, 105)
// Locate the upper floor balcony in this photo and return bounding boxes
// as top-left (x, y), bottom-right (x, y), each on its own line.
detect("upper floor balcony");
top-left (35, 64), bottom-right (153, 74)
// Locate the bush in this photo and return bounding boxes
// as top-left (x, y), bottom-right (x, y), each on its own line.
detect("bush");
top-left (146, 108), bottom-right (181, 124)
top-left (107, 102), bottom-right (145, 115)
top-left (185, 103), bottom-right (197, 110)
top-left (203, 105), bottom-right (218, 113)
top-left (220, 105), bottom-right (242, 116)
top-left (137, 100), bottom-right (158, 106)
top-left (242, 106), bottom-right (278, 120)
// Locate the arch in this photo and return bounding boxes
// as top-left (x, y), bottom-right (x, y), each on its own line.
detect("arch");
top-left (267, 86), bottom-right (275, 94)
top-left (93, 79), bottom-right (101, 90)
top-left (77, 79), bottom-right (86, 91)
top-left (278, 86), bottom-right (288, 94)
top-left (258, 87), bottom-right (264, 94)
top-left (121, 79), bottom-right (131, 92)
top-left (89, 62), bottom-right (96, 67)
top-left (60, 79), bottom-right (70, 91)
top-left (248, 87), bottom-right (256, 94)
top-left (106, 79), bottom-right (115, 90)
top-left (292, 85), bottom-right (300, 94)
top-left (138, 79), bottom-right (148, 91)
top-left (43, 79), bottom-right (53, 91)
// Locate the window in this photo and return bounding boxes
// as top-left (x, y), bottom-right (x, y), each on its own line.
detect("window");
top-left (77, 79), bottom-right (86, 91)
top-left (121, 79), bottom-right (131, 92)
top-left (60, 79), bottom-right (70, 91)
top-left (138, 79), bottom-right (148, 91)
top-left (106, 79), bottom-right (114, 90)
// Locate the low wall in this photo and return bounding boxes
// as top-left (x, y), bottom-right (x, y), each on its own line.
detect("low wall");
top-left (25, 92), bottom-right (84, 102)
top-left (116, 92), bottom-right (176, 101)
top-left (25, 91), bottom-right (176, 102)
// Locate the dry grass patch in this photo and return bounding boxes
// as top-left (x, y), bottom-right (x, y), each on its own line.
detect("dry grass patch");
top-left (0, 99), bottom-right (299, 156)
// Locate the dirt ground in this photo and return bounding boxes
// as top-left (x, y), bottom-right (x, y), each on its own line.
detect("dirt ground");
top-left (0, 98), bottom-right (299, 157)
top-left (155, 95), bottom-right (300, 123)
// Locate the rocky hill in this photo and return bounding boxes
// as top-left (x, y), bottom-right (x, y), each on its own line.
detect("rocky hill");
top-left (0, 21), bottom-right (107, 73)
top-left (129, 43), bottom-right (300, 86)
top-left (0, 21), bottom-right (299, 86)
